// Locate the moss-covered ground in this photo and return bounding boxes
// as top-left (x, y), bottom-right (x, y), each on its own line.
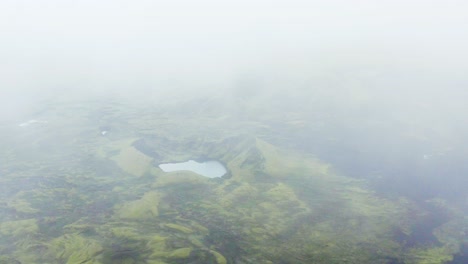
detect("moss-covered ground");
top-left (0, 96), bottom-right (465, 263)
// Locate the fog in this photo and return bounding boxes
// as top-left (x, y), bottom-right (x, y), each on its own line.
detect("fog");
top-left (2, 1), bottom-right (467, 96)
top-left (2, 0), bottom-right (467, 200)
top-left (0, 1), bottom-right (467, 262)
top-left (2, 2), bottom-right (467, 171)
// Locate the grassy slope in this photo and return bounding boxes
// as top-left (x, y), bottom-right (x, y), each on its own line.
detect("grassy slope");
top-left (0, 96), bottom-right (464, 263)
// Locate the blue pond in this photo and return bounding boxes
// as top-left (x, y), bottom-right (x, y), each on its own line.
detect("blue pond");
top-left (158, 160), bottom-right (227, 178)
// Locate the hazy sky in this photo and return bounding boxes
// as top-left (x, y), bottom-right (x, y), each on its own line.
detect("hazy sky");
top-left (0, 1), bottom-right (467, 209)
top-left (1, 0), bottom-right (467, 109)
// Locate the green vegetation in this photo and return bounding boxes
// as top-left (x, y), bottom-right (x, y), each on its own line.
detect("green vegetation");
top-left (0, 97), bottom-right (465, 263)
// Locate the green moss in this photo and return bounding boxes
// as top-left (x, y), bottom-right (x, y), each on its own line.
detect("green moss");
top-left (257, 138), bottom-right (330, 179)
top-left (147, 235), bottom-right (168, 252)
top-left (110, 227), bottom-right (141, 240)
top-left (406, 247), bottom-right (454, 264)
top-left (95, 138), bottom-right (138, 159)
top-left (189, 222), bottom-right (210, 235)
top-left (111, 145), bottom-right (153, 177)
top-left (164, 223), bottom-right (193, 234)
top-left (115, 191), bottom-right (161, 220)
top-left (188, 237), bottom-right (205, 248)
top-left (0, 256), bottom-right (18, 263)
top-left (67, 252), bottom-right (103, 264)
top-left (7, 239), bottom-right (49, 263)
top-left (150, 243), bottom-right (203, 261)
top-left (210, 250), bottom-right (227, 264)
top-left (0, 219), bottom-right (38, 237)
top-left (153, 172), bottom-right (209, 188)
top-left (7, 198), bottom-right (39, 214)
top-left (63, 222), bottom-right (96, 236)
top-left (217, 182), bottom-right (258, 208)
top-left (264, 183), bottom-right (308, 211)
top-left (0, 100), bottom-right (464, 263)
top-left (50, 234), bottom-right (103, 263)
top-left (167, 247), bottom-right (192, 259)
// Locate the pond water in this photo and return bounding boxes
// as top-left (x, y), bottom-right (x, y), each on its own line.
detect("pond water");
top-left (158, 160), bottom-right (227, 178)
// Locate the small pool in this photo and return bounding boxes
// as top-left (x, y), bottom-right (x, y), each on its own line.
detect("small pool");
top-left (158, 160), bottom-right (227, 178)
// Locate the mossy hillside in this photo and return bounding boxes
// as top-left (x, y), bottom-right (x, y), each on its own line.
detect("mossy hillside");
top-left (94, 137), bottom-right (154, 178)
top-left (135, 141), bottom-right (391, 262)
top-left (7, 196), bottom-right (40, 214)
top-left (215, 153), bottom-right (400, 263)
top-left (7, 239), bottom-right (51, 264)
top-left (111, 145), bottom-right (153, 177)
top-left (405, 246), bottom-right (454, 264)
top-left (50, 234), bottom-right (103, 264)
top-left (91, 221), bottom-right (225, 264)
top-left (82, 136), bottom-right (467, 262)
top-left (0, 218), bottom-right (38, 237)
top-left (256, 140), bottom-right (407, 228)
top-left (153, 172), bottom-right (211, 188)
top-left (163, 223), bottom-right (194, 234)
top-left (115, 191), bottom-right (162, 220)
top-left (0, 98), bottom-right (465, 263)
